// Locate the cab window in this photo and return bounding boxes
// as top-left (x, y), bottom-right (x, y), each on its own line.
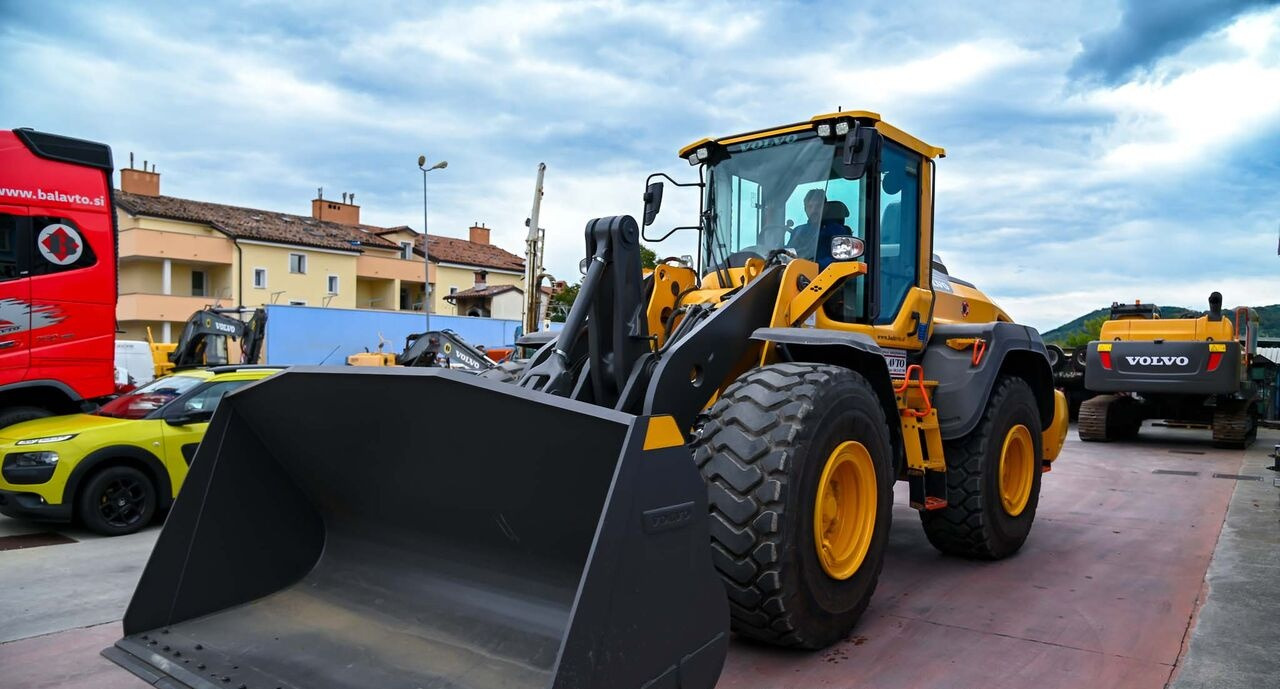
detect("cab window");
top-left (0, 215), bottom-right (20, 281)
top-left (876, 143), bottom-right (921, 324)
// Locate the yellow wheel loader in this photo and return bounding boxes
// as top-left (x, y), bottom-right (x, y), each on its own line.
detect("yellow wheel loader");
top-left (105, 112), bottom-right (1068, 689)
top-left (1079, 293), bottom-right (1262, 447)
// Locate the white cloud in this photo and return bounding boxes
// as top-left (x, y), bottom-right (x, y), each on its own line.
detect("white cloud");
top-left (1088, 7), bottom-right (1280, 172)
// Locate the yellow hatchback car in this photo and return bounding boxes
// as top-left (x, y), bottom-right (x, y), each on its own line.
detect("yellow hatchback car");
top-left (0, 366), bottom-right (282, 536)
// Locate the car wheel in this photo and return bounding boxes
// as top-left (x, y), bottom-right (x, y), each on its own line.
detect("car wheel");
top-left (78, 465), bottom-right (156, 536)
top-left (0, 406), bottom-right (53, 430)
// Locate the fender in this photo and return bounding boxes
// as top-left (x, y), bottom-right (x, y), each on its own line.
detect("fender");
top-left (0, 379), bottom-right (83, 401)
top-left (748, 327), bottom-right (903, 468)
top-left (64, 445), bottom-right (174, 510)
top-left (921, 322), bottom-right (1056, 440)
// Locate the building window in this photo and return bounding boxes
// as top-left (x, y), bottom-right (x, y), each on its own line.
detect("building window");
top-left (449, 286), bottom-right (458, 295)
top-left (288, 299), bottom-right (307, 306)
top-left (253, 268), bottom-right (267, 289)
top-left (327, 275), bottom-right (339, 294)
top-left (191, 270), bottom-right (207, 297)
top-left (400, 241), bottom-right (413, 260)
top-left (289, 253), bottom-right (307, 274)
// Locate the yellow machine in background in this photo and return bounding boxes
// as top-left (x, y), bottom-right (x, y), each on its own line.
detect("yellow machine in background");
top-left (145, 307), bottom-right (266, 378)
top-left (1080, 293), bottom-right (1262, 446)
top-left (108, 113), bottom-right (1068, 689)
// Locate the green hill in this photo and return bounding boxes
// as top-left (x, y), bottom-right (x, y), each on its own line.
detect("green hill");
top-left (1042, 303), bottom-right (1280, 345)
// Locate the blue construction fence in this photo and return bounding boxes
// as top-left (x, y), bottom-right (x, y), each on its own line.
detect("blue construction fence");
top-left (262, 305), bottom-right (558, 365)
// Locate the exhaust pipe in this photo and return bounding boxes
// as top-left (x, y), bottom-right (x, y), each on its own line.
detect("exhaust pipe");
top-left (1208, 291), bottom-right (1223, 321)
top-left (104, 367), bottom-right (727, 689)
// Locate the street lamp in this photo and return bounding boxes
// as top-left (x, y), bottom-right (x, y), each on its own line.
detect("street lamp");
top-left (418, 155), bottom-right (447, 331)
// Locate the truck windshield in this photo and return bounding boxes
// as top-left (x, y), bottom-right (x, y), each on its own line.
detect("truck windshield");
top-left (704, 132), bottom-right (866, 272)
top-left (95, 375), bottom-right (203, 419)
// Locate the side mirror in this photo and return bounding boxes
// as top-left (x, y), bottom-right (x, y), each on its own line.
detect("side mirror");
top-left (838, 128), bottom-right (876, 180)
top-left (642, 181), bottom-right (664, 227)
top-left (166, 409), bottom-right (213, 426)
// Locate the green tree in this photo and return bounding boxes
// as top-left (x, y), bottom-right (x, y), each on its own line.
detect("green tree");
top-left (549, 245), bottom-right (657, 322)
top-left (549, 283), bottom-right (579, 322)
top-left (1063, 315), bottom-right (1106, 349)
top-left (639, 245), bottom-right (657, 269)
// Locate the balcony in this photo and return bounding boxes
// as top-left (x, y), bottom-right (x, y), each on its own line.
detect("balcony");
top-left (118, 293), bottom-right (226, 322)
top-left (357, 254), bottom-right (434, 283)
top-left (119, 228), bottom-right (234, 264)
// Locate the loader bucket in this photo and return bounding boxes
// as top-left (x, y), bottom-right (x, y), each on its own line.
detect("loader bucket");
top-left (104, 367), bottom-right (727, 689)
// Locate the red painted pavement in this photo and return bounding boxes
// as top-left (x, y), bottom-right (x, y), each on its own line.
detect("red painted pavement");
top-left (718, 427), bottom-right (1241, 689)
top-left (0, 427), bottom-right (1243, 689)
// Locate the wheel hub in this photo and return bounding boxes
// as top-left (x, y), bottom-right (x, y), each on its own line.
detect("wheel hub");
top-left (999, 424), bottom-right (1034, 516)
top-left (813, 441), bottom-right (877, 580)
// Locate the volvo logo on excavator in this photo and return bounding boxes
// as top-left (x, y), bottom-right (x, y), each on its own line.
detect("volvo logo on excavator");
top-left (1125, 355), bottom-right (1190, 366)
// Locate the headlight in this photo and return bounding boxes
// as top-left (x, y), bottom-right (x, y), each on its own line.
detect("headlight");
top-left (835, 120), bottom-right (851, 136)
top-left (830, 236), bottom-right (865, 260)
top-left (816, 123), bottom-right (832, 137)
top-left (7, 451), bottom-right (59, 467)
top-left (14, 434), bottom-right (76, 446)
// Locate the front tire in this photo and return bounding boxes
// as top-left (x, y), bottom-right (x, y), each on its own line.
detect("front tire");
top-left (693, 363), bottom-right (894, 649)
top-left (78, 466), bottom-right (157, 536)
top-left (0, 405), bottom-right (53, 430)
top-left (920, 375), bottom-right (1043, 559)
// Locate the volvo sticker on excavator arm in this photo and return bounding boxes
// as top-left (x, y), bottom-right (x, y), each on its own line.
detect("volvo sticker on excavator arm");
top-left (882, 348), bottom-right (908, 377)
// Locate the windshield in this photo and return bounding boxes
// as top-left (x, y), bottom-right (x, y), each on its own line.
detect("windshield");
top-left (704, 132), bottom-right (866, 271)
top-left (95, 375), bottom-right (204, 419)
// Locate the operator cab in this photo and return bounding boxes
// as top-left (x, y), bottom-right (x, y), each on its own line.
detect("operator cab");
top-left (677, 112), bottom-right (944, 326)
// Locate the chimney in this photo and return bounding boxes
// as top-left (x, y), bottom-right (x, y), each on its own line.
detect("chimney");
top-left (311, 191), bottom-right (360, 225)
top-left (474, 270), bottom-right (488, 288)
top-left (469, 222), bottom-right (490, 245)
top-left (120, 153), bottom-right (161, 196)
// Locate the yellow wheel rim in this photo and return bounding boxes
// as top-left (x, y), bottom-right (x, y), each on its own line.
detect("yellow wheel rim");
top-left (999, 424), bottom-right (1034, 517)
top-left (813, 441), bottom-right (878, 580)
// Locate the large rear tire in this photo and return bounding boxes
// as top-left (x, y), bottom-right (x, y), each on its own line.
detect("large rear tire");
top-left (692, 362), bottom-right (894, 649)
top-left (920, 376), bottom-right (1043, 560)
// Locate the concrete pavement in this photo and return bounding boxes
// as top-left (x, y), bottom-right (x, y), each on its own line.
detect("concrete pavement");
top-left (0, 424), bottom-right (1276, 689)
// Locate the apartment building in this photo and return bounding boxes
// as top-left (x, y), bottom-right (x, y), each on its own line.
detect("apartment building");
top-left (113, 163), bottom-right (527, 342)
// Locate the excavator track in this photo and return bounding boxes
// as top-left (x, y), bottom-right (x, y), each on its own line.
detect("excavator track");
top-left (1077, 394), bottom-right (1116, 442)
top-left (1078, 394), bottom-right (1142, 442)
top-left (1212, 404), bottom-right (1256, 449)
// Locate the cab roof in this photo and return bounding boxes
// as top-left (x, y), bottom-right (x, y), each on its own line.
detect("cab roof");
top-left (678, 111), bottom-right (945, 160)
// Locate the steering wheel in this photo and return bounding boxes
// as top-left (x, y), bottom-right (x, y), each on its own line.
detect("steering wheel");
top-left (739, 223), bottom-right (794, 263)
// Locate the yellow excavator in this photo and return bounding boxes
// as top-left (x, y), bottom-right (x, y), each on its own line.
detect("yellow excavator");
top-left (1079, 293), bottom-right (1262, 447)
top-left (105, 112), bottom-right (1068, 689)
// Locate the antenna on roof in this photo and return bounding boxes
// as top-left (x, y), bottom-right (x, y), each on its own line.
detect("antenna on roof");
top-left (129, 152), bottom-right (134, 169)
top-left (318, 187), bottom-right (323, 200)
top-left (350, 193), bottom-right (355, 204)
top-left (341, 192), bottom-right (347, 204)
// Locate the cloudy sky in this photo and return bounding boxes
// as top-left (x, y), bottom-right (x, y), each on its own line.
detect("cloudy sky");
top-left (2, 0), bottom-right (1278, 329)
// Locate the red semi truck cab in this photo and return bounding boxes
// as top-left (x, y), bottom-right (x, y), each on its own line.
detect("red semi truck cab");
top-left (0, 129), bottom-right (117, 427)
